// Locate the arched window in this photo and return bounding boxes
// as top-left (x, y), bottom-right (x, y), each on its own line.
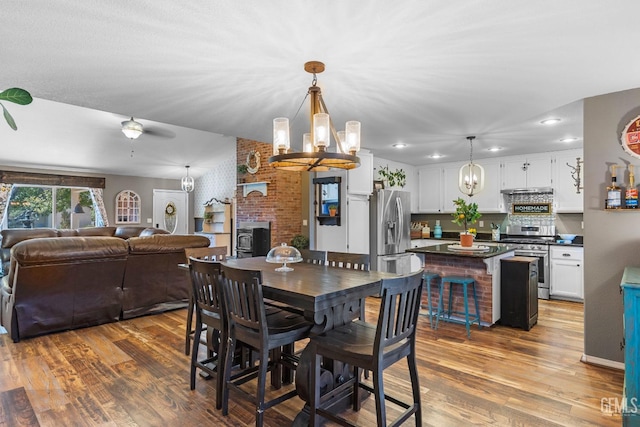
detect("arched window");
top-left (115, 190), bottom-right (141, 224)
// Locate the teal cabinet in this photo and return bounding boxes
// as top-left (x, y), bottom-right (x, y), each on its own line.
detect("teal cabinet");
top-left (621, 267), bottom-right (640, 426)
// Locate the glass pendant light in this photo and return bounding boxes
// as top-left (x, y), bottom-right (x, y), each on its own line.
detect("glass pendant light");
top-left (181, 165), bottom-right (195, 193)
top-left (458, 136), bottom-right (485, 197)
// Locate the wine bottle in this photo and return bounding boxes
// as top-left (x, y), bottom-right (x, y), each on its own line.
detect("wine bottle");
top-left (606, 165), bottom-right (622, 209)
top-left (626, 165), bottom-right (638, 208)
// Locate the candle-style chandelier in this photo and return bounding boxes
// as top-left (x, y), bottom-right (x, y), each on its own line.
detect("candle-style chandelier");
top-left (268, 61), bottom-right (361, 172)
top-left (458, 136), bottom-right (485, 197)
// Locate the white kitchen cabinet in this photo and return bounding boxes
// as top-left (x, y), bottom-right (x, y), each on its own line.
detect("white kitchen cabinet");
top-left (442, 162), bottom-right (464, 212)
top-left (347, 150), bottom-right (373, 195)
top-left (502, 153), bottom-right (553, 188)
top-left (553, 149), bottom-right (583, 212)
top-left (417, 166), bottom-right (443, 212)
top-left (550, 245), bottom-right (584, 301)
top-left (346, 195), bottom-right (369, 254)
top-left (469, 160), bottom-right (503, 212)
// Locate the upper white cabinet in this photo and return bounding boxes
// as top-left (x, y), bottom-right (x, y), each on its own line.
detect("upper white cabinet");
top-left (553, 149), bottom-right (584, 213)
top-left (417, 166), bottom-right (443, 212)
top-left (414, 150), bottom-right (583, 214)
top-left (469, 160), bottom-right (503, 213)
top-left (347, 150), bottom-right (373, 195)
top-left (502, 153), bottom-right (553, 189)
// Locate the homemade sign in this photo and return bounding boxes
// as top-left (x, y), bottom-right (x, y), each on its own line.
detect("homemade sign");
top-left (512, 203), bottom-right (552, 214)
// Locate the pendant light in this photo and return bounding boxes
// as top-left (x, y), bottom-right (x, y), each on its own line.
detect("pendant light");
top-left (458, 136), bottom-right (485, 197)
top-left (181, 165), bottom-right (194, 193)
top-left (268, 61), bottom-right (361, 172)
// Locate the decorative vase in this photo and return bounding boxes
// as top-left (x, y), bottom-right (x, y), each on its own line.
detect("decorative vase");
top-left (460, 233), bottom-right (474, 247)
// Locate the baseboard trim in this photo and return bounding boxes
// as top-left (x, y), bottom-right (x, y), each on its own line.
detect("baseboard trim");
top-left (581, 353), bottom-right (625, 370)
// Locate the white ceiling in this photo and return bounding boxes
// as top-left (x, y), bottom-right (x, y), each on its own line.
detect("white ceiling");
top-left (2, 1), bottom-right (640, 180)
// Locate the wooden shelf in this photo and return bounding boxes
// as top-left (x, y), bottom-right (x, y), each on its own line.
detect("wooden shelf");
top-left (237, 181), bottom-right (269, 197)
top-left (317, 215), bottom-right (340, 226)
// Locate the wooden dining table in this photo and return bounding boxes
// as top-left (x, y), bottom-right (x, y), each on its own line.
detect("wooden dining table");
top-left (221, 256), bottom-right (398, 426)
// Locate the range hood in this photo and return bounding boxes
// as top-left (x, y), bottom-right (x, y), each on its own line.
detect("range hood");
top-left (500, 187), bottom-right (554, 195)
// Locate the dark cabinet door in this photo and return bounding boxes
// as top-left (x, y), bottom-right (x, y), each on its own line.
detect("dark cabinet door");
top-left (500, 256), bottom-right (539, 331)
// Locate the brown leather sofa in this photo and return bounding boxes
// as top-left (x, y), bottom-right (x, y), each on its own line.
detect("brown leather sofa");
top-left (0, 227), bottom-right (209, 342)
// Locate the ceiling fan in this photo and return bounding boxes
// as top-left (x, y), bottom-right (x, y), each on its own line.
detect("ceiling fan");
top-left (120, 116), bottom-right (175, 140)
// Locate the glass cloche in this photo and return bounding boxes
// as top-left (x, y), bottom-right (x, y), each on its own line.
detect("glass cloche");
top-left (266, 243), bottom-right (303, 272)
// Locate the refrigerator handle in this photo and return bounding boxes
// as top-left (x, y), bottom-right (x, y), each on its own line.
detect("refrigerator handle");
top-left (396, 197), bottom-right (404, 246)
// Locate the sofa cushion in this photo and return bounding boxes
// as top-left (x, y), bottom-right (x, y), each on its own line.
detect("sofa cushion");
top-left (127, 234), bottom-right (211, 254)
top-left (76, 226), bottom-right (117, 237)
top-left (139, 227), bottom-right (170, 237)
top-left (11, 236), bottom-right (129, 266)
top-left (57, 229), bottom-right (79, 237)
top-left (114, 226), bottom-right (150, 239)
top-left (1, 229), bottom-right (58, 249)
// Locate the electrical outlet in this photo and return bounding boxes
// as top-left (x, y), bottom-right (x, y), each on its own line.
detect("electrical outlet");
top-left (302, 219), bottom-right (308, 226)
top-left (147, 218), bottom-right (152, 224)
top-left (479, 220), bottom-right (484, 227)
top-left (581, 221), bottom-right (584, 229)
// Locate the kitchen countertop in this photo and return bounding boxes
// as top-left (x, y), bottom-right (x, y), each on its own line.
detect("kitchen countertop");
top-left (407, 243), bottom-right (516, 258)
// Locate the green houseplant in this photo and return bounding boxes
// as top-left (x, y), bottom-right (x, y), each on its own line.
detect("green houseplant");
top-left (1, 88), bottom-right (32, 130)
top-left (451, 197), bottom-right (481, 236)
top-left (203, 211), bottom-right (214, 224)
top-left (328, 204), bottom-right (338, 216)
top-left (237, 164), bottom-right (248, 183)
top-left (377, 165), bottom-right (406, 188)
top-left (291, 234), bottom-right (309, 250)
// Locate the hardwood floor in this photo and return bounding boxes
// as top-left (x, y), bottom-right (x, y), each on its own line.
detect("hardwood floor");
top-left (0, 299), bottom-right (624, 426)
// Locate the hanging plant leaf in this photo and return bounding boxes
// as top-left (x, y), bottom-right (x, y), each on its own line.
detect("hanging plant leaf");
top-left (1, 103), bottom-right (17, 130)
top-left (0, 88), bottom-right (33, 105)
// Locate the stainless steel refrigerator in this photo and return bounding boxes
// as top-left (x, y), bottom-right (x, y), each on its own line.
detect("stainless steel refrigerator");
top-left (370, 189), bottom-right (412, 274)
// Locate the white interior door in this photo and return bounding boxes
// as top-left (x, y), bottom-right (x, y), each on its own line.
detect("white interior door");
top-left (153, 189), bottom-right (188, 234)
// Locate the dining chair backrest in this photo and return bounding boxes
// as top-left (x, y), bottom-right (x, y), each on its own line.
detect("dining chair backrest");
top-left (375, 270), bottom-right (423, 355)
top-left (184, 246), bottom-right (227, 263)
top-left (220, 264), bottom-right (268, 349)
top-left (189, 258), bottom-right (225, 322)
top-left (326, 251), bottom-right (370, 271)
top-left (299, 249), bottom-right (326, 265)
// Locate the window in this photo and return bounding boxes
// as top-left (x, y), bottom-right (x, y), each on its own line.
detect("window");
top-left (115, 190), bottom-right (141, 224)
top-left (5, 185), bottom-right (95, 229)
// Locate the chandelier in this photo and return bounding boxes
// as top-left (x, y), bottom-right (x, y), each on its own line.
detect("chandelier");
top-left (268, 61), bottom-right (361, 172)
top-left (181, 165), bottom-right (194, 193)
top-left (458, 136), bottom-right (485, 197)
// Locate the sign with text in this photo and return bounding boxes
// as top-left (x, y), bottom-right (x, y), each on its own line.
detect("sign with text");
top-left (512, 203), bottom-right (552, 214)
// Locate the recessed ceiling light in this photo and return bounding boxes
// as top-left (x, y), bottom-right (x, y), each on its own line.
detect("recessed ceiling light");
top-left (559, 137), bottom-right (578, 143)
top-left (393, 143), bottom-right (407, 148)
top-left (540, 118), bottom-right (561, 125)
top-left (487, 147), bottom-right (503, 152)
top-left (429, 154), bottom-right (443, 159)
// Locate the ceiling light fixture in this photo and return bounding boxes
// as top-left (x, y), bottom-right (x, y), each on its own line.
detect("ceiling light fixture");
top-left (540, 118), bottom-right (561, 125)
top-left (560, 137), bottom-right (578, 143)
top-left (181, 165), bottom-right (194, 193)
top-left (458, 136), bottom-right (485, 197)
top-left (121, 117), bottom-right (143, 139)
top-left (429, 154), bottom-right (443, 159)
top-left (393, 143), bottom-right (407, 148)
top-left (268, 61), bottom-right (360, 172)
top-left (487, 147), bottom-right (503, 152)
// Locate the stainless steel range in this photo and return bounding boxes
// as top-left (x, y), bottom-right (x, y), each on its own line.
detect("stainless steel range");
top-left (501, 224), bottom-right (555, 299)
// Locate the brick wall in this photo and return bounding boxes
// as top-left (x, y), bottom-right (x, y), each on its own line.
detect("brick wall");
top-left (236, 138), bottom-right (302, 247)
top-left (422, 254), bottom-right (494, 327)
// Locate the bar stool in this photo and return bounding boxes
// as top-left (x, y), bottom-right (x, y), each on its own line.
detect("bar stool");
top-left (422, 272), bottom-right (441, 328)
top-left (436, 276), bottom-right (481, 338)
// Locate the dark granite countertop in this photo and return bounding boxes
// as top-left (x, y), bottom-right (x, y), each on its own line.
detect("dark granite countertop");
top-left (407, 243), bottom-right (516, 258)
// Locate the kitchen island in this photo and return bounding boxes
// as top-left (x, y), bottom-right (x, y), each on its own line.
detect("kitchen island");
top-left (408, 243), bottom-right (516, 325)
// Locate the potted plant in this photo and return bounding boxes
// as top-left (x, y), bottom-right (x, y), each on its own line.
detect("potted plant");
top-left (377, 165), bottom-right (406, 188)
top-left (203, 211), bottom-right (214, 224)
top-left (0, 88), bottom-right (32, 130)
top-left (237, 164), bottom-right (248, 184)
top-left (328, 204), bottom-right (338, 217)
top-left (451, 197), bottom-right (482, 247)
top-left (291, 234), bottom-right (310, 250)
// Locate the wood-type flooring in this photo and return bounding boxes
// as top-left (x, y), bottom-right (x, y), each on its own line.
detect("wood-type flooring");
top-left (0, 299), bottom-right (624, 426)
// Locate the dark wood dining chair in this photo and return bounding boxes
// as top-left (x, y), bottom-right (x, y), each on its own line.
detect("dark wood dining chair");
top-left (326, 251), bottom-right (370, 271)
top-left (184, 246), bottom-right (228, 355)
top-left (220, 264), bottom-right (312, 427)
top-left (300, 249), bottom-right (327, 265)
top-left (326, 251), bottom-right (370, 320)
top-left (187, 258), bottom-right (226, 409)
top-left (308, 270), bottom-right (424, 427)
